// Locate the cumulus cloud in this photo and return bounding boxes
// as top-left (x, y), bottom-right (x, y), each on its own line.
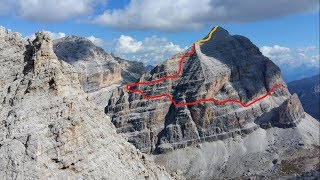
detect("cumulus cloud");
top-left (0, 0), bottom-right (102, 22)
top-left (114, 35), bottom-right (185, 65)
top-left (311, 55), bottom-right (320, 65)
top-left (46, 32), bottom-right (66, 40)
top-left (93, 0), bottom-right (319, 32)
top-left (2, 0), bottom-right (318, 31)
top-left (260, 45), bottom-right (291, 64)
top-left (260, 45), bottom-right (320, 67)
top-left (86, 35), bottom-right (107, 47)
top-left (297, 46), bottom-right (317, 53)
top-left (116, 35), bottom-right (143, 53)
top-left (24, 31), bottom-right (66, 40)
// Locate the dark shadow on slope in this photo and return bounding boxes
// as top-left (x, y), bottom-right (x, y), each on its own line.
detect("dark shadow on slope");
top-left (199, 27), bottom-right (282, 102)
top-left (23, 43), bottom-right (34, 75)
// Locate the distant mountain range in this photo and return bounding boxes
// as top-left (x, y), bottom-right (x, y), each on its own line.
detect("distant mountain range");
top-left (280, 64), bottom-right (319, 82)
top-left (288, 74), bottom-right (320, 120)
top-left (144, 64), bottom-right (155, 71)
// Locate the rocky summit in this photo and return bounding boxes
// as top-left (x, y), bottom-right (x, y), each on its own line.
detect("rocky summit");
top-left (53, 36), bottom-right (145, 93)
top-left (106, 27), bottom-right (319, 179)
top-left (53, 36), bottom-right (145, 109)
top-left (0, 27), bottom-right (175, 180)
top-left (106, 27), bottom-right (295, 153)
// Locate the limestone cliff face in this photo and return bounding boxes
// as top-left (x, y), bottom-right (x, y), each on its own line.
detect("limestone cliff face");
top-left (53, 36), bottom-right (144, 93)
top-left (0, 27), bottom-right (174, 180)
top-left (105, 27), bottom-right (303, 154)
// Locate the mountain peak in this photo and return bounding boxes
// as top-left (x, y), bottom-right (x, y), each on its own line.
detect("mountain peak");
top-left (32, 31), bottom-right (59, 69)
top-left (201, 26), bottom-right (230, 42)
top-left (53, 35), bottom-right (107, 63)
top-left (58, 35), bottom-right (93, 44)
top-left (106, 26), bottom-right (294, 154)
top-left (53, 34), bottom-right (145, 93)
top-left (199, 26), bottom-right (261, 58)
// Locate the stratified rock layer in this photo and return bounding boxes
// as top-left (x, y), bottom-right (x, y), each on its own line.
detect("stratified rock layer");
top-left (276, 94), bottom-right (304, 126)
top-left (106, 27), bottom-right (293, 154)
top-left (256, 94), bottom-right (305, 129)
top-left (0, 27), bottom-right (173, 180)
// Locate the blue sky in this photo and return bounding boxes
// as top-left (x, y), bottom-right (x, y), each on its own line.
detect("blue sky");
top-left (0, 0), bottom-right (319, 81)
top-left (1, 6), bottom-right (318, 48)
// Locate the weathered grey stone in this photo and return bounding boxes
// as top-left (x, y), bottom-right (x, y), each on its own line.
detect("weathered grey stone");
top-left (0, 28), bottom-right (174, 180)
top-left (53, 36), bottom-right (145, 93)
top-left (154, 115), bottom-right (319, 180)
top-left (105, 27), bottom-right (296, 154)
top-left (256, 94), bottom-right (305, 128)
top-left (275, 94), bottom-right (304, 127)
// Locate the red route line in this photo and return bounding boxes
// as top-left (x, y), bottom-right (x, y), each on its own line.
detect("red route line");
top-left (126, 43), bottom-right (287, 107)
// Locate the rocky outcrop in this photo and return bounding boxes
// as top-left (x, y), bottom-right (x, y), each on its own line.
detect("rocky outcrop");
top-left (256, 94), bottom-right (305, 128)
top-left (53, 36), bottom-right (144, 93)
top-left (106, 27), bottom-right (296, 154)
top-left (0, 27), bottom-right (174, 180)
top-left (276, 94), bottom-right (304, 127)
top-left (114, 55), bottom-right (146, 84)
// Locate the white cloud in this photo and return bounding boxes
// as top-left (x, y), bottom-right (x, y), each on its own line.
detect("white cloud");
top-left (114, 35), bottom-right (185, 65)
top-left (260, 45), bottom-right (291, 64)
top-left (1, 0), bottom-right (318, 32)
top-left (116, 35), bottom-right (143, 53)
top-left (24, 30), bottom-right (66, 40)
top-left (260, 45), bottom-right (320, 67)
top-left (0, 0), bottom-right (102, 22)
top-left (86, 35), bottom-right (106, 47)
top-left (297, 46), bottom-right (317, 53)
top-left (93, 0), bottom-right (319, 32)
top-left (311, 55), bottom-right (320, 66)
top-left (46, 32), bottom-right (66, 40)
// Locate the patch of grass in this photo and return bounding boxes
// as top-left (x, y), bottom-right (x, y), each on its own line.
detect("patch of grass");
top-left (281, 161), bottom-right (301, 174)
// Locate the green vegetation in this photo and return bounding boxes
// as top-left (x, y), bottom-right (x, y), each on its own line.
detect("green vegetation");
top-left (280, 161), bottom-right (301, 174)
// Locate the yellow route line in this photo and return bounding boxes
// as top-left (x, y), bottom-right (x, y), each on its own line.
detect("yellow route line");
top-left (195, 26), bottom-right (219, 45)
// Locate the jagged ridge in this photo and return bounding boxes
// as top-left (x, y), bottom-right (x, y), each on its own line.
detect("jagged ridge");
top-left (0, 26), bottom-right (174, 179)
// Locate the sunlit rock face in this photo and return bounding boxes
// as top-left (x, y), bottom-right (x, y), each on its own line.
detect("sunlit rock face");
top-left (0, 27), bottom-right (173, 180)
top-left (53, 36), bottom-right (144, 93)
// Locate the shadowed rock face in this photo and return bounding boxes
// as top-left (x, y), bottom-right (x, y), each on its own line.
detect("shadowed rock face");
top-left (53, 36), bottom-right (144, 93)
top-left (105, 27), bottom-right (298, 154)
top-left (255, 94), bottom-right (305, 129)
top-left (288, 74), bottom-right (320, 120)
top-left (277, 94), bottom-right (304, 126)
